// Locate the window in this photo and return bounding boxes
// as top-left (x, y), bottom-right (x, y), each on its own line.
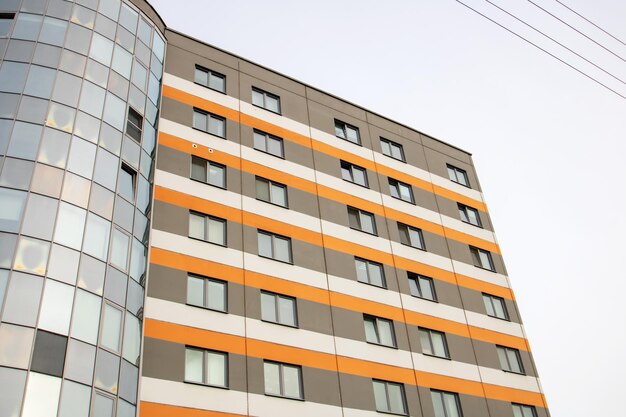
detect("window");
top-left (126, 107), bottom-right (142, 142)
top-left (185, 347), bottom-right (227, 387)
top-left (388, 178), bottom-right (414, 203)
top-left (447, 164), bottom-right (469, 187)
top-left (431, 390), bottom-right (462, 417)
top-left (512, 404), bottom-right (537, 417)
top-left (261, 291), bottom-right (297, 327)
top-left (187, 274), bottom-right (227, 312)
top-left (257, 230), bottom-right (292, 263)
top-left (189, 212), bottom-right (226, 246)
top-left (193, 108), bottom-right (226, 138)
top-left (194, 66), bottom-right (226, 93)
top-left (355, 257), bottom-right (385, 288)
top-left (398, 223), bottom-right (425, 250)
top-left (118, 165), bottom-right (136, 202)
top-left (470, 246), bottom-right (495, 271)
top-left (264, 361), bottom-right (302, 399)
top-left (458, 203), bottom-right (481, 227)
top-left (256, 177), bottom-right (288, 208)
top-left (364, 315), bottom-right (396, 348)
top-left (373, 380), bottom-right (407, 415)
top-left (191, 156), bottom-right (226, 188)
top-left (0, 13), bottom-right (16, 37)
top-left (497, 346), bottom-right (524, 374)
top-left (380, 138), bottom-right (405, 162)
top-left (348, 207), bottom-right (377, 235)
top-left (482, 293), bottom-right (509, 320)
top-left (252, 87), bottom-right (281, 114)
top-left (334, 119), bottom-right (360, 145)
top-left (408, 273), bottom-right (436, 302)
top-left (340, 160), bottom-right (368, 187)
top-left (419, 328), bottom-right (449, 358)
top-left (254, 129), bottom-right (284, 158)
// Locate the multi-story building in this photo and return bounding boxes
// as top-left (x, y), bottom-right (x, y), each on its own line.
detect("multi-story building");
top-left (0, 1), bottom-right (549, 417)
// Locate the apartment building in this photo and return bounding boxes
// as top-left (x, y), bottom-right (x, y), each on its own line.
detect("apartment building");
top-left (0, 1), bottom-right (549, 417)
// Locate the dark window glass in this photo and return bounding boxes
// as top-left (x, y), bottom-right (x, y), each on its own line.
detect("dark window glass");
top-left (335, 119), bottom-right (360, 144)
top-left (31, 330), bottom-right (68, 377)
top-left (126, 107), bottom-right (142, 142)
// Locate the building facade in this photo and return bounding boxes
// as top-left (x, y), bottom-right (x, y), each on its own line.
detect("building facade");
top-left (0, 1), bottom-right (549, 417)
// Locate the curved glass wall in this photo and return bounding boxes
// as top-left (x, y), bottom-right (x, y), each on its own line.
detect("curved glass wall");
top-left (0, 0), bottom-right (164, 416)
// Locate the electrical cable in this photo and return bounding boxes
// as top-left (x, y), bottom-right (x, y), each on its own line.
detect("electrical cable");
top-left (553, 0), bottom-right (626, 48)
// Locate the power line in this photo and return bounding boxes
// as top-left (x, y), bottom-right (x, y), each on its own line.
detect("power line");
top-left (485, 0), bottom-right (626, 86)
top-left (526, 0), bottom-right (626, 63)
top-left (454, 0), bottom-right (626, 100)
top-left (553, 0), bottom-right (626, 48)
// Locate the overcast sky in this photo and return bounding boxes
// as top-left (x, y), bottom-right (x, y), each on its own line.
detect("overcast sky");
top-left (148, 1), bottom-right (626, 415)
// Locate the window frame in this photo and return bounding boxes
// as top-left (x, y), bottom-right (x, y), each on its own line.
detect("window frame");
top-left (192, 108), bottom-right (226, 138)
top-left (373, 379), bottom-right (408, 415)
top-left (363, 315), bottom-right (397, 348)
top-left (407, 272), bottom-right (437, 302)
top-left (257, 230), bottom-right (293, 264)
top-left (348, 206), bottom-right (377, 235)
top-left (431, 390), bottom-right (463, 417)
top-left (446, 164), bottom-right (470, 187)
top-left (194, 65), bottom-right (226, 93)
top-left (263, 361), bottom-right (303, 400)
top-left (419, 328), bottom-right (450, 359)
top-left (470, 246), bottom-right (495, 271)
top-left (340, 160), bottom-right (368, 187)
top-left (380, 137), bottom-right (406, 162)
top-left (334, 119), bottom-right (361, 145)
top-left (261, 291), bottom-right (298, 328)
top-left (184, 346), bottom-right (228, 388)
top-left (458, 203), bottom-right (482, 228)
top-left (252, 87), bottom-right (281, 114)
top-left (126, 107), bottom-right (143, 143)
top-left (355, 257), bottom-right (386, 288)
top-left (482, 293), bottom-right (509, 320)
top-left (118, 164), bottom-right (136, 203)
top-left (187, 274), bottom-right (228, 313)
top-left (497, 345), bottom-right (525, 374)
top-left (512, 403), bottom-right (538, 417)
top-left (255, 176), bottom-right (288, 208)
top-left (190, 155), bottom-right (226, 189)
top-left (188, 211), bottom-right (227, 246)
top-left (398, 222), bottom-right (425, 250)
top-left (253, 129), bottom-right (284, 158)
top-left (388, 178), bottom-right (415, 204)
top-left (0, 13), bottom-right (16, 38)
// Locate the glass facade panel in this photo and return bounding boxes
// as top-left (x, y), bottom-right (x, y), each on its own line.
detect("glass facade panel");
top-left (0, 188), bottom-right (26, 232)
top-left (54, 202), bottom-right (86, 250)
top-left (0, 366), bottom-right (27, 417)
top-left (46, 102), bottom-right (76, 133)
top-left (71, 289), bottom-right (102, 344)
top-left (110, 229), bottom-right (130, 270)
top-left (83, 213), bottom-right (111, 261)
top-left (8, 121), bottom-right (42, 160)
top-left (0, 323), bottom-right (34, 369)
top-left (77, 254), bottom-right (105, 295)
top-left (64, 338), bottom-right (96, 385)
top-left (101, 303), bottom-right (123, 351)
top-left (122, 313), bottom-right (140, 365)
top-left (38, 280), bottom-right (75, 335)
top-left (58, 380), bottom-right (91, 417)
top-left (185, 348), bottom-right (203, 383)
top-left (38, 127), bottom-right (71, 168)
top-left (3, 271), bottom-right (43, 326)
top-left (21, 193), bottom-right (58, 240)
top-left (0, 61), bottom-right (29, 93)
top-left (31, 330), bottom-right (67, 377)
top-left (21, 372), bottom-right (62, 417)
top-left (94, 348), bottom-right (119, 393)
top-left (92, 393), bottom-right (114, 417)
top-left (67, 136), bottom-right (96, 179)
top-left (24, 64), bottom-right (55, 98)
top-left (79, 81), bottom-right (106, 118)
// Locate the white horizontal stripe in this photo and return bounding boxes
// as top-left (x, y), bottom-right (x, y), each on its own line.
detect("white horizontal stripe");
top-left (159, 118), bottom-right (240, 157)
top-left (430, 173), bottom-right (485, 202)
top-left (155, 169), bottom-right (242, 209)
top-left (241, 144), bottom-right (316, 182)
top-left (243, 253), bottom-right (329, 290)
top-left (335, 337), bottom-right (414, 369)
top-left (400, 294), bottom-right (468, 325)
top-left (144, 297), bottom-right (246, 337)
top-left (140, 377), bottom-right (249, 415)
top-left (451, 261), bottom-right (509, 287)
top-left (249, 393), bottom-right (343, 417)
top-left (390, 241), bottom-right (455, 272)
top-left (478, 367), bottom-right (542, 393)
top-left (412, 353), bottom-right (482, 382)
top-left (381, 194), bottom-right (443, 225)
top-left (245, 318), bottom-right (336, 355)
top-left (310, 126), bottom-right (375, 161)
top-left (440, 215), bottom-right (497, 243)
top-left (321, 220), bottom-right (391, 253)
top-left (243, 196), bottom-right (321, 233)
top-left (372, 151), bottom-right (431, 183)
top-left (465, 310), bottom-right (525, 338)
top-left (315, 171), bottom-right (383, 205)
top-left (164, 73), bottom-right (240, 111)
top-left (328, 275), bottom-right (402, 309)
top-left (241, 101), bottom-right (311, 137)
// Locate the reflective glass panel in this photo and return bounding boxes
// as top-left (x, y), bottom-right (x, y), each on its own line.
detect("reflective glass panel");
top-left (38, 127), bottom-right (70, 168)
top-left (0, 367), bottom-right (27, 417)
top-left (39, 17), bottom-right (67, 46)
top-left (21, 193), bottom-right (57, 240)
top-left (0, 188), bottom-right (26, 232)
top-left (46, 102), bottom-right (76, 133)
top-left (58, 380), bottom-right (91, 417)
top-left (89, 33), bottom-right (113, 66)
top-left (110, 229), bottom-right (129, 270)
top-left (101, 303), bottom-right (122, 351)
top-left (92, 393), bottom-right (114, 417)
top-left (67, 137), bottom-right (96, 179)
top-left (38, 279), bottom-right (75, 335)
top-left (13, 236), bottom-right (50, 276)
top-left (71, 289), bottom-right (102, 344)
top-left (21, 372), bottom-right (61, 417)
top-left (64, 338), bottom-right (95, 385)
top-left (122, 313), bottom-right (141, 365)
top-left (0, 323), bottom-right (34, 369)
top-left (23, 65), bottom-right (56, 98)
top-left (83, 213), bottom-right (111, 261)
top-left (47, 244), bottom-right (79, 285)
top-left (94, 348), bottom-right (120, 393)
top-left (54, 202), bottom-right (86, 250)
top-left (0, 61), bottom-right (29, 93)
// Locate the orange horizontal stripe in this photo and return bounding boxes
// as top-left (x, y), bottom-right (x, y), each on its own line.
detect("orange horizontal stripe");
top-left (140, 402), bottom-right (248, 417)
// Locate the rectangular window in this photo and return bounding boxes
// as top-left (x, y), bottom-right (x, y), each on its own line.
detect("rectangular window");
top-left (257, 230), bottom-right (292, 263)
top-left (355, 257), bottom-right (385, 288)
top-left (431, 390), bottom-right (462, 417)
top-left (334, 119), bottom-right (360, 145)
top-left (189, 212), bottom-right (226, 246)
top-left (447, 164), bottom-right (470, 187)
top-left (194, 66), bottom-right (226, 93)
top-left (373, 380), bottom-right (407, 415)
top-left (187, 274), bottom-right (227, 312)
top-left (252, 87), bottom-right (281, 114)
top-left (191, 155), bottom-right (226, 188)
top-left (256, 177), bottom-right (288, 208)
top-left (118, 165), bottom-right (136, 202)
top-left (419, 328), bottom-right (449, 358)
top-left (364, 315), bottom-right (396, 348)
top-left (253, 129), bottom-right (284, 158)
top-left (482, 293), bottom-right (509, 320)
top-left (458, 203), bottom-right (481, 227)
top-left (185, 347), bottom-right (228, 387)
top-left (0, 13), bottom-right (16, 37)
top-left (497, 346), bottom-right (524, 374)
top-left (264, 361), bottom-right (302, 399)
top-left (388, 178), bottom-right (414, 203)
top-left (398, 223), bottom-right (425, 250)
top-left (380, 138), bottom-right (405, 162)
top-left (261, 291), bottom-right (297, 327)
top-left (408, 272), bottom-right (436, 302)
top-left (340, 160), bottom-right (368, 187)
top-left (512, 404), bottom-right (537, 417)
top-left (193, 108), bottom-right (226, 138)
top-left (348, 206), bottom-right (377, 235)
top-left (126, 107), bottom-right (142, 142)
top-left (470, 246), bottom-right (495, 271)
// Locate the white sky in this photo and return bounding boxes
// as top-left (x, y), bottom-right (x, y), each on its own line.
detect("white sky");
top-left (148, 1), bottom-right (626, 415)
